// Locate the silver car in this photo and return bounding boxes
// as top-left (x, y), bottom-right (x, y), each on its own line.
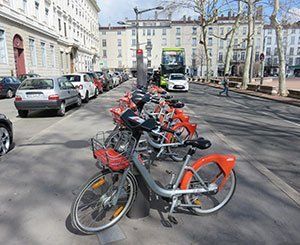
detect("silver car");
top-left (14, 77), bottom-right (81, 117)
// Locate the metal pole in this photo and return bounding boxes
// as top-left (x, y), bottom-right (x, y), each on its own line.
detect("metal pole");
top-left (249, 13), bottom-right (255, 83)
top-left (260, 36), bottom-right (266, 85)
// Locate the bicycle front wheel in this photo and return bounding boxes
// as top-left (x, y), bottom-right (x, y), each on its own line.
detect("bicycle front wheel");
top-left (71, 170), bottom-right (137, 233)
top-left (184, 162), bottom-right (236, 215)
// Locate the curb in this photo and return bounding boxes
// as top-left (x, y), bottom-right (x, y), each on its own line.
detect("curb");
top-left (191, 81), bottom-right (300, 107)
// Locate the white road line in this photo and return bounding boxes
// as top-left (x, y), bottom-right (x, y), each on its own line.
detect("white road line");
top-left (260, 111), bottom-right (300, 127)
top-left (225, 98), bottom-right (250, 109)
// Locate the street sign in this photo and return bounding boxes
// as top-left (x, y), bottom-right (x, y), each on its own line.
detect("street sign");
top-left (260, 53), bottom-right (265, 61)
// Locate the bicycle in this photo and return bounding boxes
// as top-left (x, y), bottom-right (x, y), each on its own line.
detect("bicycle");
top-left (71, 109), bottom-right (236, 234)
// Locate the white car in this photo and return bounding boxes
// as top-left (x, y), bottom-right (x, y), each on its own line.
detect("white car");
top-left (167, 73), bottom-right (189, 92)
top-left (63, 74), bottom-right (97, 102)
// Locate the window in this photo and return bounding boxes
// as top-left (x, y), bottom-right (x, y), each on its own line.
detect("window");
top-left (192, 48), bottom-right (196, 57)
top-left (160, 37), bottom-right (166, 46)
top-left (234, 38), bottom-right (238, 46)
top-left (208, 49), bottom-right (212, 57)
top-left (162, 28), bottom-right (166, 35)
top-left (220, 40), bottom-right (224, 49)
top-left (22, 0), bottom-right (27, 13)
top-left (117, 31), bottom-right (121, 35)
top-left (118, 49), bottom-right (122, 57)
top-left (29, 39), bottom-right (37, 66)
top-left (257, 27), bottom-right (261, 34)
top-left (218, 52), bottom-right (223, 62)
top-left (147, 39), bottom-right (151, 45)
top-left (297, 47), bottom-right (300, 55)
top-left (192, 37), bottom-right (197, 47)
top-left (192, 27), bottom-right (197, 35)
top-left (132, 29), bottom-right (136, 36)
top-left (291, 36), bottom-right (295, 45)
top-left (175, 38), bottom-right (181, 47)
top-left (64, 23), bottom-right (67, 37)
top-left (267, 37), bottom-right (271, 45)
top-left (243, 27), bottom-right (247, 35)
top-left (176, 28), bottom-right (181, 35)
top-left (147, 29), bottom-right (151, 35)
top-left (296, 57), bottom-right (300, 65)
top-left (256, 38), bottom-right (261, 49)
top-left (255, 52), bottom-right (259, 61)
top-left (41, 42), bottom-right (46, 67)
top-left (45, 7), bottom-right (49, 24)
top-left (208, 37), bottom-right (212, 46)
top-left (241, 51), bottom-right (245, 61)
top-left (274, 48), bottom-right (278, 55)
top-left (152, 29), bottom-right (155, 35)
top-left (35, 1), bottom-right (39, 19)
top-left (233, 51), bottom-right (237, 61)
top-left (103, 50), bottom-right (107, 58)
top-left (289, 47), bottom-right (294, 55)
top-left (147, 49), bottom-right (151, 57)
top-left (242, 40), bottom-right (246, 49)
top-left (50, 45), bottom-right (55, 68)
top-left (102, 39), bottom-right (106, 47)
top-left (266, 47), bottom-right (271, 55)
top-left (143, 29), bottom-right (146, 36)
top-left (220, 27), bottom-right (224, 35)
top-left (65, 53), bottom-right (69, 70)
top-left (131, 39), bottom-right (136, 46)
top-left (208, 27), bottom-right (213, 35)
top-left (283, 37), bottom-right (287, 44)
top-left (291, 29), bottom-right (296, 34)
top-left (298, 37), bottom-right (300, 44)
top-left (274, 57), bottom-right (278, 64)
top-left (267, 29), bottom-right (272, 35)
top-left (58, 18), bottom-right (61, 31)
top-left (288, 57), bottom-right (293, 66)
top-left (0, 30), bottom-right (8, 64)
top-left (147, 60), bottom-right (151, 68)
top-left (117, 39), bottom-right (121, 47)
top-left (102, 31), bottom-right (106, 35)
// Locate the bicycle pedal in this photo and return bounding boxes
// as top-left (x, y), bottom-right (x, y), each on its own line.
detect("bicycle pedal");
top-left (165, 170), bottom-right (173, 175)
top-left (168, 215), bottom-right (178, 225)
top-left (161, 219), bottom-right (172, 228)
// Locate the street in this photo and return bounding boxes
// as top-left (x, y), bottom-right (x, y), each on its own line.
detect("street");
top-left (0, 81), bottom-right (299, 244)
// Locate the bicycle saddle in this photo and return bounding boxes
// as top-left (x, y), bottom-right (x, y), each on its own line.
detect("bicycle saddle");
top-left (171, 102), bottom-right (185, 108)
top-left (184, 137), bottom-right (211, 150)
top-left (120, 109), bottom-right (158, 132)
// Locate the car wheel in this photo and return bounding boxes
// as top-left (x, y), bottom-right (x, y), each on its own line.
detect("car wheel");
top-left (0, 123), bottom-right (11, 156)
top-left (57, 102), bottom-right (66, 116)
top-left (18, 110), bottom-right (28, 118)
top-left (83, 91), bottom-right (89, 103)
top-left (76, 95), bottom-right (82, 107)
top-left (6, 89), bottom-right (13, 98)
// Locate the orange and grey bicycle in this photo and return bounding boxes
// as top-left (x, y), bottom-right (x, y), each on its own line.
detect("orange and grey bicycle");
top-left (71, 109), bottom-right (236, 234)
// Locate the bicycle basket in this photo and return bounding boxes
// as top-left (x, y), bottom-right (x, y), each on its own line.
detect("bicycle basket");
top-left (91, 131), bottom-right (136, 171)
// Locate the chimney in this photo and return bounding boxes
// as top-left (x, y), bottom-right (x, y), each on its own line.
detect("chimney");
top-left (187, 16), bottom-right (191, 21)
top-left (183, 15), bottom-right (186, 22)
top-left (228, 11), bottom-right (232, 17)
top-left (155, 11), bottom-right (158, 20)
top-left (168, 12), bottom-right (172, 20)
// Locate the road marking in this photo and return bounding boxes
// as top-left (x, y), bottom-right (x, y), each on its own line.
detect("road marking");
top-left (259, 111), bottom-right (300, 127)
top-left (185, 104), bottom-right (300, 207)
top-left (225, 98), bottom-right (250, 109)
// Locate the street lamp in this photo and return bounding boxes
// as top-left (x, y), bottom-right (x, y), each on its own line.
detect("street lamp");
top-left (118, 6), bottom-right (163, 88)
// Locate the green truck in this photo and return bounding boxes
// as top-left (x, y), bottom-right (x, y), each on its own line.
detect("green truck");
top-left (160, 48), bottom-right (186, 87)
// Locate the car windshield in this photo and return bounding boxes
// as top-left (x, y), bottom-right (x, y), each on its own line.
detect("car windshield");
top-left (19, 79), bottom-right (54, 90)
top-left (170, 74), bottom-right (185, 80)
top-left (64, 75), bottom-right (81, 82)
top-left (0, 77), bottom-right (5, 83)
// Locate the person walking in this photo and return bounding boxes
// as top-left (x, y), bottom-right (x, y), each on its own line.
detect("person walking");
top-left (219, 73), bottom-right (230, 96)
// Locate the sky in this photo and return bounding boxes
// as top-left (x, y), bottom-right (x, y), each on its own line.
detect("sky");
top-left (97, 0), bottom-right (300, 26)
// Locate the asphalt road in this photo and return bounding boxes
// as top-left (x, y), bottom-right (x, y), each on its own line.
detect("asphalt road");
top-left (0, 81), bottom-right (299, 244)
top-left (176, 83), bottom-right (300, 192)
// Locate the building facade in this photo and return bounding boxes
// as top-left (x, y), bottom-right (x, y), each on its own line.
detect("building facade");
top-left (0, 0), bottom-right (100, 77)
top-left (98, 13), bottom-right (264, 77)
top-left (264, 22), bottom-right (300, 77)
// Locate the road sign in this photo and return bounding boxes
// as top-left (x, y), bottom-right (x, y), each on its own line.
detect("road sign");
top-left (260, 53), bottom-right (265, 61)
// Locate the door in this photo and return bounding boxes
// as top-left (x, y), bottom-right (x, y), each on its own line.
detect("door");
top-left (13, 35), bottom-right (26, 76)
top-left (84, 74), bottom-right (93, 97)
top-left (58, 78), bottom-right (72, 106)
top-left (65, 81), bottom-right (78, 104)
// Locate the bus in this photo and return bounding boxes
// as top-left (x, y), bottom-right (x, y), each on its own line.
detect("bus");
top-left (160, 48), bottom-right (186, 87)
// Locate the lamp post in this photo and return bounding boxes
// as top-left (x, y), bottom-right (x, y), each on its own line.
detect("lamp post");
top-left (118, 6), bottom-right (163, 88)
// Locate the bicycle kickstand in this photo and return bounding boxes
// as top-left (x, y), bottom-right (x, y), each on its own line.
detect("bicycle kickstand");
top-left (168, 196), bottom-right (179, 225)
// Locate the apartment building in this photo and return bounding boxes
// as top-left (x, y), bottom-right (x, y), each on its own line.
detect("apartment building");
top-left (0, 0), bottom-right (100, 77)
top-left (99, 13), bottom-right (264, 77)
top-left (264, 22), bottom-right (300, 77)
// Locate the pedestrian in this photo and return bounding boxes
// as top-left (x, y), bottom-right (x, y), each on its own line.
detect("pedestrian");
top-left (219, 73), bottom-right (229, 97)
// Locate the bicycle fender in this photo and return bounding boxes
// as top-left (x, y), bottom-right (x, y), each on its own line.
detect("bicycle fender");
top-left (173, 114), bottom-right (190, 123)
top-left (165, 122), bottom-right (197, 143)
top-left (180, 154), bottom-right (236, 190)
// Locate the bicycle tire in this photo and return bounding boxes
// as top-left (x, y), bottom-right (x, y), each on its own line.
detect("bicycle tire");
top-left (71, 170), bottom-right (137, 233)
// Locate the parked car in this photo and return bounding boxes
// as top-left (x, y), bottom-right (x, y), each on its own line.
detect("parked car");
top-left (167, 73), bottom-right (189, 92)
top-left (63, 74), bottom-right (97, 102)
top-left (122, 72), bottom-right (129, 81)
top-left (14, 77), bottom-right (81, 117)
top-left (95, 71), bottom-right (113, 91)
top-left (82, 72), bottom-right (103, 94)
top-left (18, 73), bottom-right (40, 82)
top-left (112, 73), bottom-right (121, 87)
top-left (0, 76), bottom-right (21, 98)
top-left (0, 113), bottom-right (13, 156)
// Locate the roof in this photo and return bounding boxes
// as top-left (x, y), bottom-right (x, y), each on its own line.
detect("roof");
top-left (162, 48), bottom-right (185, 51)
top-left (264, 21), bottom-right (300, 29)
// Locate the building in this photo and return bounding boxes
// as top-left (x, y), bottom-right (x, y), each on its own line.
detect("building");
top-left (264, 22), bottom-right (300, 77)
top-left (98, 12), bottom-right (264, 77)
top-left (0, 0), bottom-right (100, 77)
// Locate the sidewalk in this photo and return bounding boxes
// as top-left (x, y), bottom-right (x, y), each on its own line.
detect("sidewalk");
top-left (192, 81), bottom-right (300, 107)
top-left (0, 80), bottom-right (299, 245)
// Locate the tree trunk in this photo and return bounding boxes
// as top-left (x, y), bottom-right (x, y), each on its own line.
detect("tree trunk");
top-left (270, 0), bottom-right (288, 96)
top-left (242, 1), bottom-right (254, 89)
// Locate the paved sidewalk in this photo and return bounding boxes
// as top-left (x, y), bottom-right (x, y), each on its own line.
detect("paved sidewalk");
top-left (193, 81), bottom-right (300, 107)
top-left (0, 81), bottom-right (299, 244)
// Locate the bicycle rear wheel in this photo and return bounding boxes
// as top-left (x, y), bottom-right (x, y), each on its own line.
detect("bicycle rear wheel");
top-left (71, 170), bottom-right (137, 233)
top-left (184, 162), bottom-right (236, 214)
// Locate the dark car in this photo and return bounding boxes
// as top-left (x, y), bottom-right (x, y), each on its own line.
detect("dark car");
top-left (18, 73), bottom-right (40, 82)
top-left (0, 113), bottom-right (13, 156)
top-left (95, 71), bottom-right (113, 91)
top-left (0, 76), bottom-right (21, 98)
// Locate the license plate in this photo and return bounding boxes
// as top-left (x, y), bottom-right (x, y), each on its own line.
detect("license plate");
top-left (27, 94), bottom-right (43, 98)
